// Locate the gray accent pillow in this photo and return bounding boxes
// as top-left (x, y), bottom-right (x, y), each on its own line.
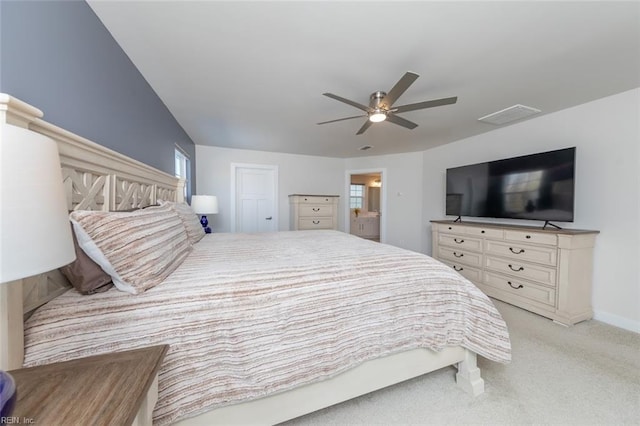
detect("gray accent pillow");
top-left (59, 225), bottom-right (114, 295)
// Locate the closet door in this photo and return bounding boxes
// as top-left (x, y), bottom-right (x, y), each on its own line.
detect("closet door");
top-left (232, 164), bottom-right (278, 233)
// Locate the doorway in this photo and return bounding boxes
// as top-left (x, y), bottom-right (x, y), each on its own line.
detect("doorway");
top-left (345, 169), bottom-right (386, 243)
top-left (230, 163), bottom-right (278, 233)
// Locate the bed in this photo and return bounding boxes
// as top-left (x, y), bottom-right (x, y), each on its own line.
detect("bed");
top-left (0, 94), bottom-right (511, 425)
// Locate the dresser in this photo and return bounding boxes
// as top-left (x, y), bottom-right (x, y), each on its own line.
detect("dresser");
top-left (289, 194), bottom-right (339, 230)
top-left (431, 220), bottom-right (599, 325)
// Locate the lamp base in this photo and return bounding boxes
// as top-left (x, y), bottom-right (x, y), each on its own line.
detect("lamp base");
top-left (0, 371), bottom-right (17, 418)
top-left (200, 215), bottom-right (212, 234)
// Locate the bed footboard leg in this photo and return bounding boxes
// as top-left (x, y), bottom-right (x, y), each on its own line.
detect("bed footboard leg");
top-left (455, 350), bottom-right (484, 396)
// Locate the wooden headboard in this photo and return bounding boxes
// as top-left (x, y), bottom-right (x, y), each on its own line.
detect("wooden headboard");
top-left (0, 94), bottom-right (185, 370)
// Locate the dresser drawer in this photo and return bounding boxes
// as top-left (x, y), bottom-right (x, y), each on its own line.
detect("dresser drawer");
top-left (463, 226), bottom-right (504, 239)
top-left (440, 260), bottom-right (482, 283)
top-left (485, 240), bottom-right (557, 266)
top-left (298, 218), bottom-right (334, 229)
top-left (439, 224), bottom-right (468, 234)
top-left (485, 256), bottom-right (557, 286)
top-left (438, 246), bottom-right (482, 268)
top-left (299, 205), bottom-right (334, 217)
top-left (504, 230), bottom-right (557, 246)
top-left (437, 223), bottom-right (504, 239)
top-left (484, 271), bottom-right (556, 306)
top-left (438, 234), bottom-right (482, 252)
top-left (297, 196), bottom-right (336, 204)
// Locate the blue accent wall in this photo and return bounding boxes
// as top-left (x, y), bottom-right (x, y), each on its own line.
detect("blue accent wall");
top-left (0, 0), bottom-right (196, 191)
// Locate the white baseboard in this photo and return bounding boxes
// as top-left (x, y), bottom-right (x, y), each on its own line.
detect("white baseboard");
top-left (593, 310), bottom-right (640, 334)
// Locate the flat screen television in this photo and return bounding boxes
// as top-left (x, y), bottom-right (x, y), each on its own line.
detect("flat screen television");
top-left (445, 147), bottom-right (576, 224)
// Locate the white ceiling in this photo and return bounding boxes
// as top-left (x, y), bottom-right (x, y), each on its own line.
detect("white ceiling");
top-left (87, 1), bottom-right (640, 158)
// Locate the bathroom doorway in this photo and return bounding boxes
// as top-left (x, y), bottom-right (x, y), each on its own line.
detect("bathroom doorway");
top-left (345, 169), bottom-right (386, 243)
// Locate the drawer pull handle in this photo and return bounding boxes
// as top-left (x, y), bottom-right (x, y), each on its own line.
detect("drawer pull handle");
top-left (454, 238), bottom-right (464, 244)
top-left (508, 264), bottom-right (524, 272)
top-left (507, 281), bottom-right (524, 289)
top-left (481, 230), bottom-right (485, 234)
top-left (448, 226), bottom-right (452, 230)
top-left (313, 220), bottom-right (320, 224)
top-left (526, 235), bottom-right (531, 239)
top-left (312, 208), bottom-right (320, 212)
top-left (453, 266), bottom-right (464, 271)
top-left (509, 247), bottom-right (525, 254)
top-left (453, 252), bottom-right (464, 258)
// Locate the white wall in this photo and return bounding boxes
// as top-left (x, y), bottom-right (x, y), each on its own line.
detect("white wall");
top-left (421, 88), bottom-right (640, 332)
top-left (195, 146), bottom-right (345, 232)
top-left (346, 152), bottom-right (424, 252)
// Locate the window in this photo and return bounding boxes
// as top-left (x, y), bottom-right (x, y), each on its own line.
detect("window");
top-left (349, 184), bottom-right (364, 209)
top-left (174, 148), bottom-right (191, 199)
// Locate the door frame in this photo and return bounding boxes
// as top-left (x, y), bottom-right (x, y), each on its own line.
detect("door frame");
top-left (344, 168), bottom-right (387, 243)
top-left (230, 163), bottom-right (279, 232)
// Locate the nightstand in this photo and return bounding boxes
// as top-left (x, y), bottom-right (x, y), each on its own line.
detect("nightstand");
top-left (8, 345), bottom-right (168, 426)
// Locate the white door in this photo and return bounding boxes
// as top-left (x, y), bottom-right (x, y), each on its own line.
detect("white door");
top-left (232, 164), bottom-right (278, 233)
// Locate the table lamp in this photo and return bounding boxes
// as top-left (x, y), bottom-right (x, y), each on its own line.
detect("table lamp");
top-left (0, 123), bottom-right (76, 417)
top-left (190, 195), bottom-right (218, 233)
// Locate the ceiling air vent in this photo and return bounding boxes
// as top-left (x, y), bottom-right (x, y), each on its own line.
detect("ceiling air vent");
top-left (478, 104), bottom-right (541, 125)
top-left (359, 145), bottom-right (373, 151)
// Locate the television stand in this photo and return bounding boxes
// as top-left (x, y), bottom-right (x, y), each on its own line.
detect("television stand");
top-left (542, 221), bottom-right (562, 230)
top-left (453, 216), bottom-right (462, 223)
top-left (430, 220), bottom-right (599, 325)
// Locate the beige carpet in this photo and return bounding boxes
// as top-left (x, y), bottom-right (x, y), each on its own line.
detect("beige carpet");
top-left (282, 300), bottom-right (640, 425)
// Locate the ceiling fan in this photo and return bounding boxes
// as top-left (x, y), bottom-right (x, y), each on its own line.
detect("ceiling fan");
top-left (317, 71), bottom-right (457, 135)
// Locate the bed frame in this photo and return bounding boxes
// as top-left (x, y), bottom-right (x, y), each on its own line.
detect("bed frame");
top-left (0, 94), bottom-right (485, 425)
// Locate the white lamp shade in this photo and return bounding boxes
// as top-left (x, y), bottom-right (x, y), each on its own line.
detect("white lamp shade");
top-left (190, 195), bottom-right (219, 214)
top-left (0, 124), bottom-right (76, 283)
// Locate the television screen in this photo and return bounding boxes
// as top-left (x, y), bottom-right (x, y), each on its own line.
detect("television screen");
top-left (445, 147), bottom-right (576, 222)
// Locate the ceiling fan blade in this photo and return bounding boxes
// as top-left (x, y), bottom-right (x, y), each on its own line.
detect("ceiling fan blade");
top-left (385, 113), bottom-right (418, 130)
top-left (323, 93), bottom-right (370, 112)
top-left (381, 71), bottom-right (419, 109)
top-left (392, 96), bottom-right (458, 114)
top-left (356, 119), bottom-right (373, 135)
top-left (317, 115), bottom-right (366, 125)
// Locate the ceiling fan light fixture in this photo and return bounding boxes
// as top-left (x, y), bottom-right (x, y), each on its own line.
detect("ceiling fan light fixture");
top-left (319, 72), bottom-right (458, 135)
top-left (369, 110), bottom-right (387, 123)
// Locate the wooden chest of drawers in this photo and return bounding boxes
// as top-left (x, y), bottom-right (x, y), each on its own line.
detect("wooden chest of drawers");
top-left (289, 194), bottom-right (339, 230)
top-left (431, 220), bottom-right (599, 325)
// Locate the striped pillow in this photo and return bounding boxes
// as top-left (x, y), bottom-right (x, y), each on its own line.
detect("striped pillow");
top-left (160, 201), bottom-right (205, 244)
top-left (69, 205), bottom-right (192, 294)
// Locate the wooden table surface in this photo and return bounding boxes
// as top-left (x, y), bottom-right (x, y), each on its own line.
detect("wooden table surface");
top-left (8, 345), bottom-right (168, 426)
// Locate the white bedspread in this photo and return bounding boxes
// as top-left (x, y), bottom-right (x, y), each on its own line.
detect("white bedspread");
top-left (24, 230), bottom-right (511, 424)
